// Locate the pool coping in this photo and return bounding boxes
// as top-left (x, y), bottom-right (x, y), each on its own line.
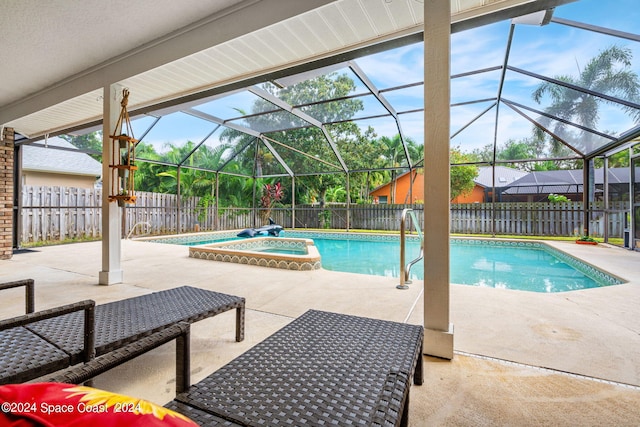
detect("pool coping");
top-left (137, 230), bottom-right (625, 287)
top-left (189, 237), bottom-right (322, 271)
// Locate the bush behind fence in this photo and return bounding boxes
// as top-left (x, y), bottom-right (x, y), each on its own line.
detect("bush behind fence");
top-left (19, 186), bottom-right (629, 244)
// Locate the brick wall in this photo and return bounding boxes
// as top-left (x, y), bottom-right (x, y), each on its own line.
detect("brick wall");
top-left (0, 127), bottom-right (14, 259)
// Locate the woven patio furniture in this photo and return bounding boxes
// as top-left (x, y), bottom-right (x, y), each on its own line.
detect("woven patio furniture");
top-left (26, 286), bottom-right (245, 365)
top-left (0, 279), bottom-right (35, 314)
top-left (49, 321), bottom-right (192, 394)
top-left (165, 309), bottom-right (424, 427)
top-left (0, 300), bottom-right (95, 385)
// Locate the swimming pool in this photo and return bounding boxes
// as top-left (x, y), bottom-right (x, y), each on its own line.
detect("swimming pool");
top-left (141, 231), bottom-right (623, 292)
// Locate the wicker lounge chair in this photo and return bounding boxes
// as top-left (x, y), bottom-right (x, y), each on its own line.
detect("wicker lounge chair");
top-left (0, 279), bottom-right (35, 314)
top-left (1, 282), bottom-right (244, 385)
top-left (0, 298), bottom-right (95, 385)
top-left (165, 309), bottom-right (424, 427)
top-left (48, 321), bottom-right (192, 394)
top-left (26, 285), bottom-right (245, 365)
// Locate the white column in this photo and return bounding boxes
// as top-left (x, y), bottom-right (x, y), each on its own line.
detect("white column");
top-left (99, 84), bottom-right (124, 285)
top-left (423, 0), bottom-right (454, 359)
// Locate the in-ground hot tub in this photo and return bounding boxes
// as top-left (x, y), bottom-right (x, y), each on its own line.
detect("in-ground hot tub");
top-left (189, 237), bottom-right (321, 271)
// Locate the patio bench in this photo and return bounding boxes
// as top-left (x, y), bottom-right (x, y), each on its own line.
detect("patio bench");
top-left (48, 321), bottom-right (192, 394)
top-left (0, 299), bottom-right (95, 384)
top-left (0, 279), bottom-right (35, 314)
top-left (26, 285), bottom-right (245, 365)
top-left (0, 323), bottom-right (192, 426)
top-left (165, 309), bottom-right (424, 427)
top-left (1, 283), bottom-right (244, 384)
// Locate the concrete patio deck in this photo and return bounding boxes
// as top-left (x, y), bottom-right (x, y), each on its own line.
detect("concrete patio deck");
top-left (1, 237), bottom-right (639, 426)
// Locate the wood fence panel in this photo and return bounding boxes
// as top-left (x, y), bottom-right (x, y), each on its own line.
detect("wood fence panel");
top-left (19, 186), bottom-right (630, 245)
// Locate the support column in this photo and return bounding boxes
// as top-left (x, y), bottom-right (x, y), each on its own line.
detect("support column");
top-left (0, 127), bottom-right (14, 260)
top-left (99, 85), bottom-right (124, 285)
top-left (582, 160), bottom-right (591, 235)
top-left (423, 0), bottom-right (454, 359)
top-left (291, 176), bottom-right (296, 229)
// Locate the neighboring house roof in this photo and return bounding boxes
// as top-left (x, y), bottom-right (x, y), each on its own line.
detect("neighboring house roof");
top-left (22, 136), bottom-right (102, 177)
top-left (474, 166), bottom-right (528, 189)
top-left (502, 168), bottom-right (629, 195)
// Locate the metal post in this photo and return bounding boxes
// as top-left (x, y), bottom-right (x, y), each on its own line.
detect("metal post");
top-left (346, 173), bottom-right (350, 231)
top-left (13, 136), bottom-right (21, 250)
top-left (176, 166), bottom-right (181, 234)
top-left (398, 209), bottom-right (410, 290)
top-left (292, 176), bottom-right (296, 229)
top-left (215, 172), bottom-right (220, 230)
top-left (582, 160), bottom-right (590, 236)
top-left (603, 157), bottom-right (609, 242)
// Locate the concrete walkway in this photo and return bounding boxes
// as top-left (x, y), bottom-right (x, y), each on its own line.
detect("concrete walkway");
top-left (1, 238), bottom-right (639, 426)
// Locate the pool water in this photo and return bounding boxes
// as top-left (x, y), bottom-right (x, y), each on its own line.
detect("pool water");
top-left (151, 232), bottom-right (621, 292)
top-left (312, 238), bottom-right (609, 292)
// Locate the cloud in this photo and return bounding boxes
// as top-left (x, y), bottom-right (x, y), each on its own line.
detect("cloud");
top-left (356, 43), bottom-right (424, 88)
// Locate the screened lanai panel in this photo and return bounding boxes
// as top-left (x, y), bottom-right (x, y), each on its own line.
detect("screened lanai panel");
top-left (355, 43), bottom-right (424, 90)
top-left (136, 112), bottom-right (217, 163)
top-left (262, 129), bottom-right (343, 175)
top-left (451, 68), bottom-right (501, 106)
top-left (230, 139), bottom-right (290, 177)
top-left (608, 165), bottom-right (630, 203)
top-left (274, 65), bottom-right (371, 104)
top-left (129, 115), bottom-right (158, 141)
top-left (450, 103), bottom-right (497, 153)
top-left (327, 115), bottom-right (407, 171)
top-left (192, 91), bottom-right (277, 121)
top-left (493, 106), bottom-right (550, 160)
top-left (216, 139), bottom-right (255, 177)
top-left (558, 0), bottom-right (638, 34)
top-left (450, 20), bottom-right (510, 76)
top-left (183, 126), bottom-right (239, 170)
top-left (527, 112), bottom-right (615, 156)
top-left (231, 108), bottom-right (314, 134)
top-left (509, 17), bottom-right (640, 109)
top-left (397, 110), bottom-right (425, 151)
top-left (451, 100), bottom-right (496, 136)
top-left (266, 63), bottom-right (350, 91)
top-left (382, 84), bottom-right (423, 113)
top-left (501, 70), bottom-right (640, 150)
top-left (301, 94), bottom-right (389, 124)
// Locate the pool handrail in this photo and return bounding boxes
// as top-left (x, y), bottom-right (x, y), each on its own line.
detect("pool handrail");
top-left (399, 208), bottom-right (423, 289)
top-left (127, 221), bottom-right (151, 239)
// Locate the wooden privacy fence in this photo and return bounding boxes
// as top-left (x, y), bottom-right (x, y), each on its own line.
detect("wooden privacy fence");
top-left (21, 186), bottom-right (102, 243)
top-left (19, 186), bottom-right (629, 244)
top-left (450, 202), bottom-right (628, 236)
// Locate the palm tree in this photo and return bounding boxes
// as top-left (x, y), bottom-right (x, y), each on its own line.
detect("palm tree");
top-left (376, 135), bottom-right (422, 203)
top-left (532, 45), bottom-right (640, 203)
top-left (532, 45), bottom-right (640, 157)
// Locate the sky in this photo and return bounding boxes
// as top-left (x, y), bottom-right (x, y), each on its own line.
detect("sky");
top-left (131, 0), bottom-right (640, 160)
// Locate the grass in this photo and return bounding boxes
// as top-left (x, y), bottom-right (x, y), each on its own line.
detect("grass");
top-left (21, 236), bottom-right (101, 248)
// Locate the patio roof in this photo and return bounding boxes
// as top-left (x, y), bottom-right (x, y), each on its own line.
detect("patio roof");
top-left (1, 0), bottom-right (559, 136)
top-left (2, 0), bottom-right (604, 179)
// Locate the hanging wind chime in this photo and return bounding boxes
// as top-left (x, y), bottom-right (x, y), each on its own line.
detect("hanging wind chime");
top-left (108, 89), bottom-right (138, 206)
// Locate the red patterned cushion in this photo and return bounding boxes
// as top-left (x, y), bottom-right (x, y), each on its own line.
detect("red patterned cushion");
top-left (0, 383), bottom-right (198, 427)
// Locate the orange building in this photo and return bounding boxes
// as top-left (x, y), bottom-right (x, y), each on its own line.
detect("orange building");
top-left (370, 166), bottom-right (527, 204)
top-left (370, 170), bottom-right (424, 204)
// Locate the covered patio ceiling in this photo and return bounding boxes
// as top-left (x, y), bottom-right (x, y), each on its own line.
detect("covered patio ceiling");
top-left (2, 0), bottom-right (603, 178)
